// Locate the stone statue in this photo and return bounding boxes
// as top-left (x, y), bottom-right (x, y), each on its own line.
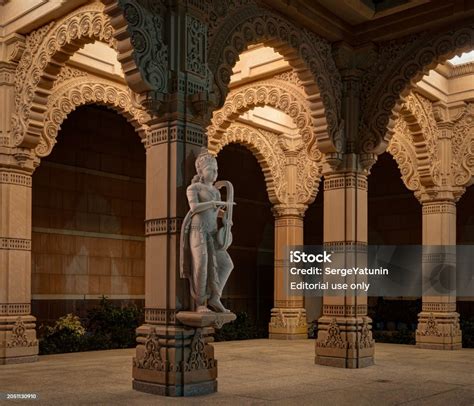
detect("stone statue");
top-left (180, 148), bottom-right (235, 313)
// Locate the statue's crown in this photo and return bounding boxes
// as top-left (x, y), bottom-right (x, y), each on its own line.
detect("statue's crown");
top-left (195, 148), bottom-right (215, 172)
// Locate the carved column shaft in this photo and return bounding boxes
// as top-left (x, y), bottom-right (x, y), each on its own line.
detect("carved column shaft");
top-left (269, 204), bottom-right (307, 339)
top-left (416, 200), bottom-right (461, 349)
top-left (0, 35), bottom-right (38, 365)
top-left (122, 0), bottom-right (221, 396)
top-left (315, 169), bottom-right (374, 368)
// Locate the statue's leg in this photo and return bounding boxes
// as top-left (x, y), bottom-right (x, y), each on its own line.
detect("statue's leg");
top-left (190, 231), bottom-right (208, 310)
top-left (215, 250), bottom-right (233, 294)
top-left (208, 250), bottom-right (233, 312)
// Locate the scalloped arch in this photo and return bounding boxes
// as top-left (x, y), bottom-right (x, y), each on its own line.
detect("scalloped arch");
top-left (207, 4), bottom-right (342, 154)
top-left (208, 79), bottom-right (318, 156)
top-left (12, 3), bottom-right (116, 150)
top-left (36, 76), bottom-right (150, 158)
top-left (360, 24), bottom-right (474, 155)
top-left (210, 122), bottom-right (285, 204)
top-left (395, 92), bottom-right (439, 188)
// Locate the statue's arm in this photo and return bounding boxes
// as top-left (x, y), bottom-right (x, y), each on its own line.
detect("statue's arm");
top-left (187, 185), bottom-right (217, 213)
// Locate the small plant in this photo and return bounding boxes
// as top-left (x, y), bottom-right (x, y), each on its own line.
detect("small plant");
top-left (39, 314), bottom-right (86, 354)
top-left (461, 317), bottom-right (474, 348)
top-left (214, 312), bottom-right (259, 341)
top-left (39, 297), bottom-right (144, 354)
top-left (84, 296), bottom-right (143, 350)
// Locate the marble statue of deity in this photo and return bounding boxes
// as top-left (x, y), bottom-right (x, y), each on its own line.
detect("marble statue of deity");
top-left (180, 148), bottom-right (235, 313)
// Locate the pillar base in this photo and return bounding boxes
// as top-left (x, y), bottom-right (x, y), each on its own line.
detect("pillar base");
top-left (0, 315), bottom-right (38, 365)
top-left (268, 308), bottom-right (308, 339)
top-left (416, 311), bottom-right (462, 350)
top-left (132, 324), bottom-right (217, 397)
top-left (315, 316), bottom-right (375, 369)
top-left (132, 378), bottom-right (217, 397)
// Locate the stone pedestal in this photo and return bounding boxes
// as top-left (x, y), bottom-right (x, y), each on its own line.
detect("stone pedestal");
top-left (269, 307), bottom-right (307, 339)
top-left (416, 310), bottom-right (462, 350)
top-left (133, 312), bottom-right (235, 396)
top-left (315, 315), bottom-right (374, 368)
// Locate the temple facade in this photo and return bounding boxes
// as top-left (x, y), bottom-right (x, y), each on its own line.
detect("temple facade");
top-left (0, 0), bottom-right (473, 396)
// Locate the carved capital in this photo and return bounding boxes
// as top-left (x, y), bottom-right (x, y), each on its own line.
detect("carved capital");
top-left (272, 203), bottom-right (307, 218)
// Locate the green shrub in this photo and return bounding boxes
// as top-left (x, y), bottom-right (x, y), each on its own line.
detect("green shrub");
top-left (85, 297), bottom-right (143, 350)
top-left (372, 329), bottom-right (415, 345)
top-left (39, 297), bottom-right (143, 355)
top-left (461, 318), bottom-right (474, 348)
top-left (214, 312), bottom-right (259, 341)
top-left (39, 314), bottom-right (86, 354)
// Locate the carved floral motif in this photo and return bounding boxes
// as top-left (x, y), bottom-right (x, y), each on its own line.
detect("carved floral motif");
top-left (7, 318), bottom-right (37, 348)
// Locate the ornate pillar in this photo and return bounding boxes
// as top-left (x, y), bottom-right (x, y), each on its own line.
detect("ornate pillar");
top-left (269, 204), bottom-right (308, 339)
top-left (416, 198), bottom-right (461, 349)
top-left (314, 43), bottom-right (375, 368)
top-left (415, 114), bottom-right (463, 350)
top-left (0, 34), bottom-right (38, 364)
top-left (314, 166), bottom-right (375, 368)
top-left (105, 0), bottom-right (223, 396)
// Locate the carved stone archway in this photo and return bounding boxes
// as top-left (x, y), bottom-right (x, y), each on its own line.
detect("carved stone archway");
top-left (388, 92), bottom-right (440, 193)
top-left (208, 77), bottom-right (322, 205)
top-left (207, 2), bottom-right (342, 155)
top-left (359, 23), bottom-right (474, 155)
top-left (209, 78), bottom-right (317, 154)
top-left (210, 122), bottom-right (285, 205)
top-left (12, 2), bottom-right (115, 150)
top-left (37, 72), bottom-right (150, 159)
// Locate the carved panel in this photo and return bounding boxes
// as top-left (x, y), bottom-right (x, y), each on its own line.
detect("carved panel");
top-left (7, 318), bottom-right (37, 348)
top-left (186, 15), bottom-right (207, 77)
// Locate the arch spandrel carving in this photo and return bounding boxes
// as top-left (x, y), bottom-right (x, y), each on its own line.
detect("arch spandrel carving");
top-left (209, 122), bottom-right (321, 207)
top-left (388, 119), bottom-right (421, 193)
top-left (206, 1), bottom-right (342, 155)
top-left (359, 24), bottom-right (474, 155)
top-left (452, 103), bottom-right (474, 188)
top-left (398, 92), bottom-right (440, 188)
top-left (12, 3), bottom-right (115, 150)
top-left (38, 75), bottom-right (150, 158)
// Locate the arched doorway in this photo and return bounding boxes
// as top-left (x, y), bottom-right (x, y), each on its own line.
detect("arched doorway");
top-left (216, 144), bottom-right (274, 337)
top-left (31, 105), bottom-right (146, 324)
top-left (368, 152), bottom-right (421, 343)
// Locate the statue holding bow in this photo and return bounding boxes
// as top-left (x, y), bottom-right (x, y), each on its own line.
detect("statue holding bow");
top-left (180, 148), bottom-right (235, 313)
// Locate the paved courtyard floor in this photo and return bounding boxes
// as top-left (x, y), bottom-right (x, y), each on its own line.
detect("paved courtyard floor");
top-left (0, 340), bottom-right (473, 405)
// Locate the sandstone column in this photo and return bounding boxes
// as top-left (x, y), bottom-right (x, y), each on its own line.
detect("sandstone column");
top-left (314, 167), bottom-right (375, 368)
top-left (414, 109), bottom-right (463, 350)
top-left (104, 0), bottom-right (223, 396)
top-left (269, 204), bottom-right (308, 339)
top-left (0, 34), bottom-right (38, 364)
top-left (416, 198), bottom-right (461, 349)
